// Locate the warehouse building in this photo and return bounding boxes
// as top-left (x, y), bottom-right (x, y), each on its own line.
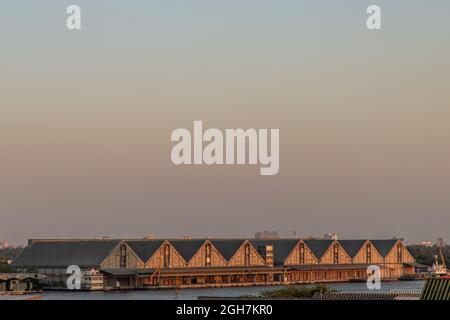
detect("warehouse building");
top-left (11, 238), bottom-right (416, 290)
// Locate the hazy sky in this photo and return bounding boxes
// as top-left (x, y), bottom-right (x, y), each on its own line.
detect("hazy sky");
top-left (1, 1), bottom-right (450, 245)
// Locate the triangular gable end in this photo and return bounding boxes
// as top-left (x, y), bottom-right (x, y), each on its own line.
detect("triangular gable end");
top-left (187, 240), bottom-right (228, 267)
top-left (228, 240), bottom-right (265, 266)
top-left (100, 241), bottom-right (145, 269)
top-left (284, 240), bottom-right (319, 265)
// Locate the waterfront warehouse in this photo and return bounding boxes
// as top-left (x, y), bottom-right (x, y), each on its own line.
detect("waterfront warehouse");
top-left (11, 238), bottom-right (417, 290)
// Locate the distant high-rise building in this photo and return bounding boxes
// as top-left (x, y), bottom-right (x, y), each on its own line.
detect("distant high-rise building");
top-left (254, 231), bottom-right (279, 239)
top-left (436, 237), bottom-right (445, 248)
top-left (323, 233), bottom-right (338, 241)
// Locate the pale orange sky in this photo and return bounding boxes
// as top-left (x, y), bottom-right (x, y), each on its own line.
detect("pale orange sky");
top-left (1, 1), bottom-right (450, 244)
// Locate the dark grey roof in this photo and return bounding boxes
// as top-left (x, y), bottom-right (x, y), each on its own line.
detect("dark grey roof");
top-left (421, 278), bottom-right (450, 300)
top-left (210, 240), bottom-right (246, 261)
top-left (338, 240), bottom-right (366, 258)
top-left (312, 292), bottom-right (399, 300)
top-left (290, 263), bottom-right (378, 271)
top-left (11, 240), bottom-right (121, 267)
top-left (169, 240), bottom-right (206, 262)
top-left (250, 239), bottom-right (299, 265)
top-left (125, 240), bottom-right (165, 263)
top-left (303, 240), bottom-right (333, 259)
top-left (370, 239), bottom-right (398, 257)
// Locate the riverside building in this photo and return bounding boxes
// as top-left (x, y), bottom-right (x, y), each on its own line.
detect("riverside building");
top-left (11, 238), bottom-right (419, 290)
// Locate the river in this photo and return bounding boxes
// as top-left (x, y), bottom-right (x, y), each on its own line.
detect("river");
top-left (11, 281), bottom-right (424, 300)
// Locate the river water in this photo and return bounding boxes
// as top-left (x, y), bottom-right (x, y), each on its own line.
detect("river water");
top-left (17, 281), bottom-right (424, 300)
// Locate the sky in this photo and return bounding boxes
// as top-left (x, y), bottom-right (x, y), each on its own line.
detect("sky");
top-left (1, 1), bottom-right (450, 245)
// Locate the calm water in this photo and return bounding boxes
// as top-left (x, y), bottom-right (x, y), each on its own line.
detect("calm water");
top-left (6, 281), bottom-right (424, 300)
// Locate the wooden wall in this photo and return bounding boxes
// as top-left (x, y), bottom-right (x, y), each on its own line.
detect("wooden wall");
top-left (319, 241), bottom-right (352, 264)
top-left (187, 241), bottom-right (228, 268)
top-left (100, 243), bottom-right (144, 269)
top-left (284, 241), bottom-right (318, 265)
top-left (228, 241), bottom-right (265, 266)
top-left (98, 239), bottom-right (416, 272)
top-left (384, 240), bottom-right (415, 264)
top-left (145, 241), bottom-right (186, 269)
top-left (351, 241), bottom-right (384, 264)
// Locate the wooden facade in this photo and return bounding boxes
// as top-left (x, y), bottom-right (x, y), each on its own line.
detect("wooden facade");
top-left (145, 241), bottom-right (186, 269)
top-left (11, 238), bottom-right (418, 290)
top-left (186, 240), bottom-right (228, 268)
top-left (284, 240), bottom-right (318, 265)
top-left (351, 240), bottom-right (384, 264)
top-left (318, 241), bottom-right (352, 265)
top-left (228, 240), bottom-right (266, 267)
top-left (100, 242), bottom-right (144, 269)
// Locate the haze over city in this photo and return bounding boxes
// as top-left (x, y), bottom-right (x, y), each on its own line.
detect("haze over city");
top-left (1, 1), bottom-right (450, 245)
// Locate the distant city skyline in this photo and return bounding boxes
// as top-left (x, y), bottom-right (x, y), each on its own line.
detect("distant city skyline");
top-left (1, 1), bottom-right (450, 245)
top-left (2, 234), bottom-right (448, 248)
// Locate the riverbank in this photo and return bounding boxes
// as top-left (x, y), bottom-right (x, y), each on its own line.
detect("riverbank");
top-left (0, 280), bottom-right (425, 300)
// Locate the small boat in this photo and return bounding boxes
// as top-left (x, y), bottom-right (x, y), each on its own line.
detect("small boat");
top-left (398, 274), bottom-right (421, 281)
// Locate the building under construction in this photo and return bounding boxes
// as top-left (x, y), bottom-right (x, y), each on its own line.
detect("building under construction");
top-left (11, 238), bottom-right (420, 290)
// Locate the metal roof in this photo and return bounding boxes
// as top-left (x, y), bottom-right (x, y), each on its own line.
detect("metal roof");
top-left (125, 240), bottom-right (165, 263)
top-left (312, 292), bottom-right (399, 300)
top-left (11, 240), bottom-right (121, 267)
top-left (303, 239), bottom-right (333, 260)
top-left (338, 240), bottom-right (366, 258)
top-left (210, 239), bottom-right (246, 261)
top-left (421, 278), bottom-right (450, 300)
top-left (10, 238), bottom-right (409, 269)
top-left (250, 239), bottom-right (299, 265)
top-left (169, 239), bottom-right (206, 263)
top-left (289, 263), bottom-right (384, 271)
top-left (370, 239), bottom-right (398, 257)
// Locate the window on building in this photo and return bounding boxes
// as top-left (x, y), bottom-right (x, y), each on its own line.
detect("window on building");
top-left (333, 243), bottom-right (339, 264)
top-left (299, 243), bottom-right (305, 264)
top-left (244, 243), bottom-right (251, 266)
top-left (120, 244), bottom-right (127, 268)
top-left (366, 243), bottom-right (372, 264)
top-left (164, 243), bottom-right (171, 268)
top-left (397, 243), bottom-right (403, 263)
top-left (205, 243), bottom-right (212, 267)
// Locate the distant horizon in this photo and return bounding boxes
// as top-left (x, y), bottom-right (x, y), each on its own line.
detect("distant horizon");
top-left (2, 233), bottom-right (446, 247)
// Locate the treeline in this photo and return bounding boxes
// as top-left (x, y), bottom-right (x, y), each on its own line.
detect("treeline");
top-left (407, 245), bottom-right (450, 267)
top-left (0, 247), bottom-right (22, 260)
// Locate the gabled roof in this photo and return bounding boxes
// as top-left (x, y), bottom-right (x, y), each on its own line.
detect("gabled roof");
top-left (210, 239), bottom-right (246, 261)
top-left (303, 239), bottom-right (333, 260)
top-left (125, 240), bottom-right (165, 263)
top-left (370, 239), bottom-right (399, 257)
top-left (168, 240), bottom-right (206, 263)
top-left (338, 240), bottom-right (367, 258)
top-left (250, 239), bottom-right (299, 265)
top-left (11, 240), bottom-right (121, 267)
